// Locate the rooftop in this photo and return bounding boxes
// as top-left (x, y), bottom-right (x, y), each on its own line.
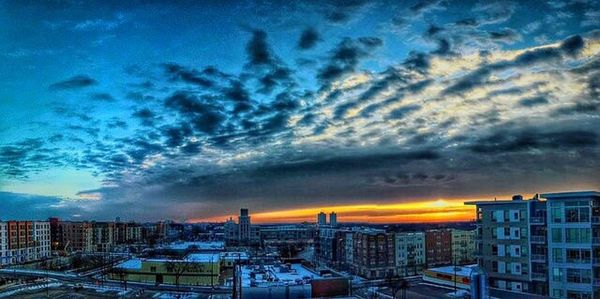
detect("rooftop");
top-left (241, 263), bottom-right (320, 287)
top-left (541, 191), bottom-right (600, 200)
top-left (164, 241), bottom-right (224, 251)
top-left (425, 264), bottom-right (478, 277)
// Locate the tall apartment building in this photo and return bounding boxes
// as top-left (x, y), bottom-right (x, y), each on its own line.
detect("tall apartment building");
top-left (0, 221), bottom-right (50, 266)
top-left (466, 194), bottom-right (549, 296)
top-left (352, 229), bottom-right (396, 279)
top-left (395, 232), bottom-right (426, 276)
top-left (425, 229), bottom-right (452, 267)
top-left (543, 191), bottom-right (600, 299)
top-left (451, 229), bottom-right (477, 265)
top-left (317, 212), bottom-right (327, 226)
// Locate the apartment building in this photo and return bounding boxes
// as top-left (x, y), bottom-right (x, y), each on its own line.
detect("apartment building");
top-left (466, 194), bottom-right (549, 296)
top-left (60, 221), bottom-right (94, 252)
top-left (395, 232), bottom-right (426, 276)
top-left (352, 229), bottom-right (396, 279)
top-left (544, 191), bottom-right (600, 299)
top-left (425, 229), bottom-right (452, 267)
top-left (451, 229), bottom-right (477, 265)
top-left (0, 221), bottom-right (50, 266)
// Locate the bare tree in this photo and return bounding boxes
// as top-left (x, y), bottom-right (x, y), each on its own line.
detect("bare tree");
top-left (166, 261), bottom-right (191, 291)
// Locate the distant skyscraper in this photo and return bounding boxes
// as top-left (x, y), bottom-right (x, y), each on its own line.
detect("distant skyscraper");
top-left (317, 212), bottom-right (327, 226)
top-left (329, 212), bottom-right (337, 226)
top-left (239, 208), bottom-right (251, 242)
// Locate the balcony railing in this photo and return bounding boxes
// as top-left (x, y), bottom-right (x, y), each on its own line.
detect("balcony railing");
top-left (531, 273), bottom-right (547, 281)
top-left (593, 237), bottom-right (600, 245)
top-left (593, 258), bottom-right (600, 265)
top-left (530, 217), bottom-right (545, 224)
top-left (593, 216), bottom-right (600, 224)
top-left (530, 235), bottom-right (546, 243)
top-left (531, 254), bottom-right (546, 262)
top-left (594, 279), bottom-right (600, 286)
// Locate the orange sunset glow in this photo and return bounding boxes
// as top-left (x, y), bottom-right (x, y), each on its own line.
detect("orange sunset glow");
top-left (192, 198), bottom-right (477, 224)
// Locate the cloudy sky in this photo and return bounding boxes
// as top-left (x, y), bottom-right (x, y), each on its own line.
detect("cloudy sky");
top-left (1, 0), bottom-right (599, 222)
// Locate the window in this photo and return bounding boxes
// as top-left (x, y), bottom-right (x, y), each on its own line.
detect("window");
top-left (551, 207), bottom-right (562, 223)
top-left (552, 267), bottom-right (564, 282)
top-left (552, 228), bottom-right (563, 243)
top-left (552, 248), bottom-right (564, 263)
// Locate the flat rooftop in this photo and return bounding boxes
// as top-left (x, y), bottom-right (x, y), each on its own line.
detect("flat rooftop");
top-left (163, 241), bottom-right (224, 251)
top-left (541, 191), bottom-right (600, 199)
top-left (241, 264), bottom-right (320, 287)
top-left (425, 264), bottom-right (477, 277)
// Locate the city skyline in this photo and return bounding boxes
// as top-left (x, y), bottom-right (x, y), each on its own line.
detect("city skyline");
top-left (1, 0), bottom-right (599, 222)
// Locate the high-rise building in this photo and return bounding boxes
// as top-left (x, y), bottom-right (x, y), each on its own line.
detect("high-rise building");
top-left (543, 191), bottom-right (600, 299)
top-left (425, 229), bottom-right (452, 267)
top-left (451, 229), bottom-right (476, 265)
top-left (317, 212), bottom-right (327, 226)
top-left (466, 194), bottom-right (549, 296)
top-left (396, 232), bottom-right (426, 276)
top-left (329, 212), bottom-right (337, 226)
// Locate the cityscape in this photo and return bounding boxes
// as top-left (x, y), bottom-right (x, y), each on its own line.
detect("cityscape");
top-left (1, 0), bottom-right (600, 298)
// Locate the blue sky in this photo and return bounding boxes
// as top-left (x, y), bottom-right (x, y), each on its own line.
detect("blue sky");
top-left (1, 0), bottom-right (599, 221)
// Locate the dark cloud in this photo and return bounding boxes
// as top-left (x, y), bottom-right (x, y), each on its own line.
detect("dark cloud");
top-left (560, 35), bottom-right (585, 56)
top-left (317, 37), bottom-right (383, 87)
top-left (468, 128), bottom-right (598, 154)
top-left (298, 27), bottom-right (321, 50)
top-left (132, 108), bottom-right (156, 126)
top-left (90, 92), bottom-right (115, 101)
top-left (518, 95), bottom-right (549, 107)
top-left (164, 92), bottom-right (225, 134)
top-left (386, 104), bottom-right (422, 120)
top-left (246, 30), bottom-right (275, 67)
top-left (49, 75), bottom-right (97, 90)
top-left (162, 63), bottom-right (214, 88)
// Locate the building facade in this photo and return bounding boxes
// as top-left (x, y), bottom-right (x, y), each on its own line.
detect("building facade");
top-left (395, 232), bottom-right (426, 276)
top-left (544, 191), bottom-right (600, 299)
top-left (425, 229), bottom-right (452, 267)
top-left (352, 229), bottom-right (396, 279)
top-left (451, 229), bottom-right (476, 265)
top-left (0, 221), bottom-right (50, 266)
top-left (466, 194), bottom-right (550, 296)
top-left (223, 209), bottom-right (260, 246)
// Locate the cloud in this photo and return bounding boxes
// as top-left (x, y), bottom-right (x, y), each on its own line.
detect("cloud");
top-left (518, 95), bottom-right (549, 107)
top-left (317, 37), bottom-right (383, 87)
top-left (298, 27), bottom-right (321, 50)
top-left (49, 75), bottom-right (97, 90)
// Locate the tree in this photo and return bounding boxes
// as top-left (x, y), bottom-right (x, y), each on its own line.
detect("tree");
top-left (166, 261), bottom-right (191, 291)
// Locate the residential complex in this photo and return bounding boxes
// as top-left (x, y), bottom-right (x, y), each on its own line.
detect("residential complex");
top-left (467, 191), bottom-right (600, 298)
top-left (0, 221), bottom-right (50, 266)
top-left (425, 229), bottom-right (453, 267)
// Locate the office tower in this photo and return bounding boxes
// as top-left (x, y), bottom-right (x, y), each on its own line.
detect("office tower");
top-left (330, 212), bottom-right (337, 226)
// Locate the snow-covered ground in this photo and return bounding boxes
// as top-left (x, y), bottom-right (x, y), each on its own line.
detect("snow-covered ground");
top-left (0, 282), bottom-right (62, 298)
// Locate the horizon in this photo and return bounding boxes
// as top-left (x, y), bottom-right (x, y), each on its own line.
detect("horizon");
top-left (1, 0), bottom-right (600, 223)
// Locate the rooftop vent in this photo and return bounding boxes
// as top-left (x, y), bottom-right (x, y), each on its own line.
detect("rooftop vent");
top-left (512, 195), bottom-right (523, 201)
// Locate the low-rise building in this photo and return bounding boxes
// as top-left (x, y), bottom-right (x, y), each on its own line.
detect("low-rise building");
top-left (111, 253), bottom-right (221, 286)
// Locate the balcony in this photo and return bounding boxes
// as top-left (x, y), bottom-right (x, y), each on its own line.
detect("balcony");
top-left (531, 254), bottom-right (546, 262)
top-left (531, 273), bottom-right (547, 281)
top-left (593, 257), bottom-right (600, 265)
top-left (593, 216), bottom-right (600, 224)
top-left (594, 279), bottom-right (600, 286)
top-left (530, 217), bottom-right (545, 225)
top-left (593, 237), bottom-right (600, 245)
top-left (530, 235), bottom-right (546, 243)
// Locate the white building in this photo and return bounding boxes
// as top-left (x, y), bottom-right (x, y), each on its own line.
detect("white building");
top-left (451, 229), bottom-right (476, 265)
top-left (395, 232), bottom-right (426, 276)
top-left (0, 221), bottom-right (51, 266)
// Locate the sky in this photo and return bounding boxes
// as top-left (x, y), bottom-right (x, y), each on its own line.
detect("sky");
top-left (1, 0), bottom-right (599, 223)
